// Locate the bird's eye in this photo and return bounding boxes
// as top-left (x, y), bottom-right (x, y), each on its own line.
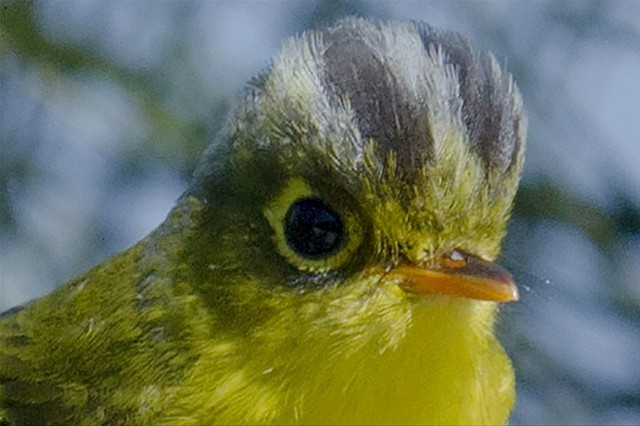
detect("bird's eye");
top-left (264, 178), bottom-right (362, 272)
top-left (284, 198), bottom-right (344, 258)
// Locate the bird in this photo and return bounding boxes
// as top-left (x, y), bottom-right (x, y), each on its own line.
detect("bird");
top-left (0, 18), bottom-right (526, 425)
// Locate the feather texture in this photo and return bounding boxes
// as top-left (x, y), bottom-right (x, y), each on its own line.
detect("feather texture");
top-left (1, 18), bottom-right (525, 424)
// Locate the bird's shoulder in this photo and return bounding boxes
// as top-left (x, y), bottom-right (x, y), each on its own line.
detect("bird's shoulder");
top-left (0, 242), bottom-right (169, 423)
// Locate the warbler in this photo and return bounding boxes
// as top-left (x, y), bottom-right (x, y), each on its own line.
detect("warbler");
top-left (0, 18), bottom-right (526, 425)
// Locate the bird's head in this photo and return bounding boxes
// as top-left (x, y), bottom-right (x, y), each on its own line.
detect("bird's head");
top-left (161, 18), bottom-right (526, 422)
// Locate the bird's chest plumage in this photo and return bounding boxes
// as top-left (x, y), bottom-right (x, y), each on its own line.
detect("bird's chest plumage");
top-left (287, 300), bottom-right (515, 425)
top-left (163, 297), bottom-right (514, 425)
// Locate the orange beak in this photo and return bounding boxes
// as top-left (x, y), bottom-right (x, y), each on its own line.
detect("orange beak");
top-left (387, 250), bottom-right (519, 302)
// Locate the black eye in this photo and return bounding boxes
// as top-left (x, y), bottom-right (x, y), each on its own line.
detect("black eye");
top-left (284, 198), bottom-right (345, 259)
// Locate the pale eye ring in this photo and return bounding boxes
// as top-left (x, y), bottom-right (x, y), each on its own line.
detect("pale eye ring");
top-left (284, 197), bottom-right (345, 259)
top-left (264, 178), bottom-right (362, 272)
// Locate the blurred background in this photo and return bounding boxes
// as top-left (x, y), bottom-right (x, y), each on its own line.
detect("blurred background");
top-left (1, 1), bottom-right (638, 424)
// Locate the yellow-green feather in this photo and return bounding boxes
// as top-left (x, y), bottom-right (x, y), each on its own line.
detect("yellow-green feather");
top-left (1, 18), bottom-right (524, 425)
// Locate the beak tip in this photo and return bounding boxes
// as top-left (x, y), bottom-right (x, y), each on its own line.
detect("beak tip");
top-left (506, 283), bottom-right (520, 302)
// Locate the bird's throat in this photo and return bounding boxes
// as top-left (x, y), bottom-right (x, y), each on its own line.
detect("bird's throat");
top-left (279, 298), bottom-right (515, 425)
